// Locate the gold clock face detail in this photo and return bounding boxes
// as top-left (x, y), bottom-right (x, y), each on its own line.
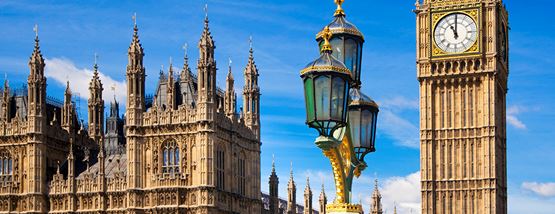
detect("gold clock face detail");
top-left (434, 13), bottom-right (478, 54)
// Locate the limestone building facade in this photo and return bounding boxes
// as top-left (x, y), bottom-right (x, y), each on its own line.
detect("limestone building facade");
top-left (415, 0), bottom-right (509, 213)
top-left (0, 15), bottom-right (263, 213)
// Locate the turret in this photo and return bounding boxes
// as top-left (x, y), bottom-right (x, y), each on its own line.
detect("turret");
top-left (304, 177), bottom-right (313, 214)
top-left (180, 44), bottom-right (195, 107)
top-left (1, 80), bottom-right (10, 122)
top-left (269, 155), bottom-right (279, 214)
top-left (167, 58), bottom-right (176, 110)
top-left (225, 59), bottom-right (237, 118)
top-left (287, 163), bottom-right (297, 214)
top-left (88, 59), bottom-right (104, 143)
top-left (62, 81), bottom-right (74, 132)
top-left (196, 13), bottom-right (217, 121)
top-left (319, 184), bottom-right (327, 214)
top-left (27, 25), bottom-right (47, 133)
top-left (126, 18), bottom-right (145, 127)
top-left (370, 179), bottom-right (383, 214)
top-left (243, 38), bottom-right (261, 140)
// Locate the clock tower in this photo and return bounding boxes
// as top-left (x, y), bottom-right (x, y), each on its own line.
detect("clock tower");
top-left (415, 0), bottom-right (509, 213)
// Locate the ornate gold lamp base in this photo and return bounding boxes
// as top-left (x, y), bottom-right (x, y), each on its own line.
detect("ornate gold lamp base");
top-left (327, 203), bottom-right (363, 214)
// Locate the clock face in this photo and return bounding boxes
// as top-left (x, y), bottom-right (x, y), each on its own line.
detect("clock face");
top-left (434, 13), bottom-right (478, 54)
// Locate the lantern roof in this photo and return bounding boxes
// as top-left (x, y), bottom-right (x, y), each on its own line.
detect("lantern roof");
top-left (316, 0), bottom-right (364, 41)
top-left (349, 88), bottom-right (378, 109)
top-left (301, 27), bottom-right (352, 77)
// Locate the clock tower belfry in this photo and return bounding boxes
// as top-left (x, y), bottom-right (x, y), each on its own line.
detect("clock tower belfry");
top-left (415, 0), bottom-right (509, 214)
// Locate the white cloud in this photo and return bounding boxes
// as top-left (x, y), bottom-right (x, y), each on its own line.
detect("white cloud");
top-left (379, 171), bottom-right (421, 214)
top-left (44, 57), bottom-right (127, 105)
top-left (379, 96), bottom-right (419, 110)
top-left (379, 109), bottom-right (420, 149)
top-left (509, 194), bottom-right (555, 214)
top-left (507, 105), bottom-right (527, 129)
top-left (522, 182), bottom-right (555, 197)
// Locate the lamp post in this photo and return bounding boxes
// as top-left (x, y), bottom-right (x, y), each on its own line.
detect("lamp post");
top-left (301, 1), bottom-right (379, 214)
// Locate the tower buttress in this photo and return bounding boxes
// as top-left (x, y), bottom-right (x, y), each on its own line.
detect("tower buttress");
top-left (243, 40), bottom-right (261, 140)
top-left (196, 15), bottom-right (217, 121)
top-left (319, 184), bottom-right (327, 214)
top-left (26, 27), bottom-right (48, 212)
top-left (371, 179), bottom-right (383, 214)
top-left (125, 17), bottom-right (145, 200)
top-left (225, 61), bottom-right (237, 118)
top-left (304, 177), bottom-right (313, 214)
top-left (269, 155), bottom-right (280, 214)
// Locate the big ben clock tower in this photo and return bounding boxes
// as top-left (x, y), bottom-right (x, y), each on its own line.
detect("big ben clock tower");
top-left (415, 0), bottom-right (509, 213)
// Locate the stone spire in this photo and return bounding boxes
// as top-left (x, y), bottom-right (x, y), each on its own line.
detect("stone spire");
top-left (62, 81), bottom-right (74, 132)
top-left (196, 7), bottom-right (217, 120)
top-left (180, 43), bottom-right (191, 82)
top-left (287, 162), bottom-right (297, 214)
top-left (1, 79), bottom-right (10, 122)
top-left (126, 14), bottom-right (146, 127)
top-left (28, 24), bottom-right (47, 133)
top-left (88, 55), bottom-right (104, 143)
top-left (371, 179), bottom-right (383, 214)
top-left (225, 58), bottom-right (237, 118)
top-left (269, 155), bottom-right (280, 214)
top-left (304, 177), bottom-right (313, 214)
top-left (243, 36), bottom-right (261, 140)
top-left (319, 183), bottom-right (327, 214)
top-left (167, 57), bottom-right (175, 110)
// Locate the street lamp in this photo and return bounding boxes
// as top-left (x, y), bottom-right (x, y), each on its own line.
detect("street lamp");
top-left (300, 1), bottom-right (379, 214)
top-left (301, 26), bottom-right (353, 150)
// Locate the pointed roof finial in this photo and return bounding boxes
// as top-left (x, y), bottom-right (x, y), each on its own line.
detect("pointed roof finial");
top-left (204, 4), bottom-right (208, 19)
top-left (170, 56), bottom-right (173, 66)
top-left (56, 160), bottom-right (61, 174)
top-left (272, 154), bottom-right (276, 172)
top-left (249, 35), bottom-right (253, 49)
top-left (183, 43), bottom-right (188, 58)
top-left (33, 24), bottom-right (39, 39)
top-left (111, 83), bottom-right (116, 100)
top-left (290, 161), bottom-right (293, 178)
top-left (93, 52), bottom-right (99, 74)
top-left (334, 0), bottom-right (345, 17)
top-left (132, 12), bottom-right (137, 27)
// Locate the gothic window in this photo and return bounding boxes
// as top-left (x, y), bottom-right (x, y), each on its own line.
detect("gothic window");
top-left (216, 148), bottom-right (225, 190)
top-left (0, 150), bottom-right (12, 178)
top-left (237, 153), bottom-right (246, 195)
top-left (162, 140), bottom-right (180, 174)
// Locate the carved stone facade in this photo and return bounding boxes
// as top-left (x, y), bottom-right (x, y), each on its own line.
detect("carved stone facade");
top-left (416, 0), bottom-right (509, 214)
top-left (0, 15), bottom-right (263, 213)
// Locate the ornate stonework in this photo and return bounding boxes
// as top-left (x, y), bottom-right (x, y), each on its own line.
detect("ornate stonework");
top-left (0, 15), bottom-right (263, 213)
top-left (416, 0), bottom-right (509, 213)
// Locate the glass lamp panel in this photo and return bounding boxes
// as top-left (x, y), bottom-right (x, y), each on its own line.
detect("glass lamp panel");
top-left (330, 37), bottom-right (345, 63)
top-left (315, 76), bottom-right (331, 121)
top-left (331, 77), bottom-right (347, 121)
top-left (361, 109), bottom-right (372, 148)
top-left (356, 42), bottom-right (363, 83)
top-left (349, 108), bottom-right (362, 148)
top-left (344, 39), bottom-right (356, 77)
top-left (361, 109), bottom-right (371, 148)
top-left (371, 110), bottom-right (378, 149)
top-left (304, 78), bottom-right (316, 123)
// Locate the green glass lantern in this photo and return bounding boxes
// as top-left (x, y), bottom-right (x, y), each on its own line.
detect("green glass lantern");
top-left (316, 0), bottom-right (364, 88)
top-left (301, 27), bottom-right (353, 148)
top-left (348, 88), bottom-right (379, 161)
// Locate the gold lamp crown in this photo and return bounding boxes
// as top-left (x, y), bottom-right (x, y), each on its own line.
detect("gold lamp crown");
top-left (320, 26), bottom-right (333, 53)
top-left (334, 0), bottom-right (345, 16)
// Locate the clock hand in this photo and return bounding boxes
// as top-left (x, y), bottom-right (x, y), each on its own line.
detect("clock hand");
top-left (450, 25), bottom-right (459, 39)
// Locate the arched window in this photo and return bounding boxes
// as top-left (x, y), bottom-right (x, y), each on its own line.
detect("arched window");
top-left (162, 140), bottom-right (179, 174)
top-left (0, 150), bottom-right (12, 178)
top-left (216, 148), bottom-right (225, 190)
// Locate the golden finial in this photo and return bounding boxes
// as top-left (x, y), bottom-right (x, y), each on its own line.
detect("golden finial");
top-left (334, 0), bottom-right (345, 16)
top-left (321, 26), bottom-right (333, 53)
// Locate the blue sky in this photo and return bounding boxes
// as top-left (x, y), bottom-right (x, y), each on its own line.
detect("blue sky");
top-left (0, 0), bottom-right (554, 213)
